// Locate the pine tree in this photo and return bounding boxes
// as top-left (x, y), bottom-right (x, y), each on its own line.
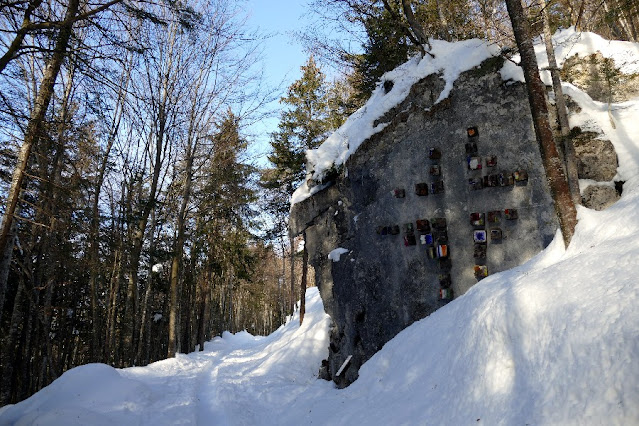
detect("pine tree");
top-left (347, 7), bottom-right (413, 103)
top-left (264, 56), bottom-right (335, 202)
top-left (262, 56), bottom-right (337, 316)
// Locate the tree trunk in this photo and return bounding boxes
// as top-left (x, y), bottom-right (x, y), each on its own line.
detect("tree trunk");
top-left (168, 130), bottom-right (196, 357)
top-left (602, 0), bottom-right (631, 40)
top-left (124, 121), bottom-right (164, 363)
top-left (279, 235), bottom-right (286, 321)
top-left (0, 0), bottom-right (79, 300)
top-left (289, 235), bottom-right (295, 315)
top-left (401, 0), bottom-right (430, 47)
top-left (136, 207), bottom-right (156, 365)
top-left (505, 0), bottom-right (578, 247)
top-left (434, 0), bottom-right (451, 41)
top-left (541, 0), bottom-right (581, 206)
top-left (0, 220), bottom-right (17, 320)
top-left (0, 277), bottom-right (26, 405)
top-left (105, 249), bottom-right (122, 364)
top-left (299, 233), bottom-right (308, 325)
top-left (609, 0), bottom-right (637, 41)
top-left (88, 61), bottom-right (130, 362)
top-left (197, 269), bottom-right (210, 351)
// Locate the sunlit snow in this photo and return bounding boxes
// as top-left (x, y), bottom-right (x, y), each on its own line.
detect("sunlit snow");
top-left (327, 247), bottom-right (349, 262)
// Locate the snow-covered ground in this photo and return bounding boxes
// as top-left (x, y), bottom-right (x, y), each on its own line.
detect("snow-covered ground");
top-left (2, 31), bottom-right (639, 425)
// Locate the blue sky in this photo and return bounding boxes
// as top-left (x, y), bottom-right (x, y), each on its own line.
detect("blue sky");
top-left (244, 1), bottom-right (361, 167)
top-left (246, 0), bottom-right (312, 93)
top-left (245, 0), bottom-right (314, 164)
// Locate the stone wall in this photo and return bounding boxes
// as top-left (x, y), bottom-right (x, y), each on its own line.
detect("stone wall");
top-left (290, 57), bottom-right (560, 387)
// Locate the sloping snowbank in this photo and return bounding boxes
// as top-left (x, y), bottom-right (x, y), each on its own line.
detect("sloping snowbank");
top-left (0, 289), bottom-right (332, 425)
top-left (290, 187), bottom-right (639, 425)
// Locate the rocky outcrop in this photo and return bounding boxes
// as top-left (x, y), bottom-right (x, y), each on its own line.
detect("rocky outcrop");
top-left (572, 130), bottom-right (618, 181)
top-left (291, 57), bottom-right (559, 388)
top-left (568, 128), bottom-right (621, 209)
top-left (582, 184), bottom-right (620, 210)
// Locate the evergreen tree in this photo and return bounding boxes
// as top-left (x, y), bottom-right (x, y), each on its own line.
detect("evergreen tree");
top-left (261, 56), bottom-right (339, 315)
top-left (263, 56), bottom-right (335, 201)
top-left (347, 7), bottom-right (413, 104)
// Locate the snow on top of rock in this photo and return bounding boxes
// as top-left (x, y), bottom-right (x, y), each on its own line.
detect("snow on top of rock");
top-left (292, 28), bottom-right (639, 207)
top-left (291, 38), bottom-right (501, 206)
top-left (327, 247), bottom-right (349, 262)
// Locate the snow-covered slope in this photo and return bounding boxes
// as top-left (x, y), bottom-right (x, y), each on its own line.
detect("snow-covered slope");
top-left (2, 31), bottom-right (639, 426)
top-left (0, 289), bottom-right (332, 425)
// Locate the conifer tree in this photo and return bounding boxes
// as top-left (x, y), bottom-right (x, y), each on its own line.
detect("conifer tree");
top-left (262, 56), bottom-right (336, 315)
top-left (263, 56), bottom-right (335, 206)
top-left (347, 7), bottom-right (413, 104)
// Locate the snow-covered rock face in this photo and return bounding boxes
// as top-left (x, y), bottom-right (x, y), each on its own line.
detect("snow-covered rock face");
top-left (291, 38), bottom-right (502, 206)
top-left (290, 29), bottom-right (638, 388)
top-left (292, 55), bottom-right (559, 387)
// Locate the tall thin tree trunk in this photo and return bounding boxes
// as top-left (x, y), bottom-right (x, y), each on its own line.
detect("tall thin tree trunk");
top-left (34, 60), bottom-right (75, 384)
top-left (400, 0), bottom-right (431, 48)
top-left (197, 270), bottom-right (210, 351)
top-left (541, 0), bottom-right (581, 206)
top-left (136, 207), bottom-right (156, 365)
top-left (279, 235), bottom-right (286, 320)
top-left (0, 220), bottom-right (17, 320)
top-left (0, 277), bottom-right (26, 405)
top-left (88, 61), bottom-right (130, 363)
top-left (168, 133), bottom-right (196, 357)
top-left (105, 249), bottom-right (121, 364)
top-left (228, 272), bottom-right (234, 332)
top-left (289, 235), bottom-right (295, 315)
top-left (611, 0), bottom-right (637, 41)
top-left (42, 275), bottom-right (59, 382)
top-left (505, 0), bottom-right (578, 246)
top-left (0, 0), bottom-right (79, 296)
top-left (602, 0), bottom-right (631, 39)
top-left (434, 0), bottom-right (450, 40)
top-left (299, 233), bottom-right (308, 325)
top-left (124, 126), bottom-right (164, 363)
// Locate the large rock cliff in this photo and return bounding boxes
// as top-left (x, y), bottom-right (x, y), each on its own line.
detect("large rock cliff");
top-left (290, 50), bottom-right (621, 387)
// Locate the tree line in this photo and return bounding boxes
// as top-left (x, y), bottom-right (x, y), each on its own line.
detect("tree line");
top-left (1, 0), bottom-right (636, 407)
top-left (0, 0), bottom-right (319, 406)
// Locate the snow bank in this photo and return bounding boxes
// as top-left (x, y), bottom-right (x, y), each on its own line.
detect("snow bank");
top-left (293, 182), bottom-right (639, 425)
top-left (0, 289), bottom-right (332, 425)
top-left (500, 27), bottom-right (639, 85)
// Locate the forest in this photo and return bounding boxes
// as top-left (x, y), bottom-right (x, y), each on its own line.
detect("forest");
top-left (0, 0), bottom-right (636, 407)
